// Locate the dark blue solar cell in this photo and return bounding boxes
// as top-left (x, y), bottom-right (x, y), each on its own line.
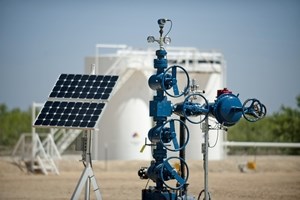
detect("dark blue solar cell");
top-left (64, 80), bottom-right (71, 86)
top-left (75, 86), bottom-right (83, 92)
top-left (82, 75), bottom-right (89, 80)
top-left (88, 75), bottom-right (96, 80)
top-left (86, 109), bottom-right (94, 115)
top-left (71, 108), bottom-right (79, 115)
top-left (72, 121), bottom-right (80, 127)
top-left (94, 94), bottom-right (102, 99)
top-left (65, 108), bottom-right (72, 113)
top-left (50, 120), bottom-right (58, 126)
top-left (59, 74), bottom-right (68, 80)
top-left (97, 103), bottom-right (105, 109)
top-left (92, 82), bottom-right (99, 87)
top-left (34, 119), bottom-right (43, 125)
top-left (90, 103), bottom-right (97, 109)
top-left (57, 107), bottom-right (64, 113)
top-left (94, 109), bottom-right (102, 116)
top-left (57, 92), bottom-right (65, 98)
top-left (75, 102), bottom-right (83, 108)
top-left (45, 114), bottom-right (54, 119)
top-left (82, 103), bottom-right (89, 109)
top-left (57, 120), bottom-right (65, 126)
top-left (66, 74), bottom-right (75, 80)
top-left (103, 76), bottom-right (110, 81)
top-left (87, 121), bottom-right (96, 128)
top-left (61, 86), bottom-right (68, 92)
top-left (78, 81), bottom-right (85, 87)
top-left (68, 115), bottom-right (76, 121)
top-left (105, 88), bottom-right (112, 94)
top-left (82, 87), bottom-right (90, 93)
top-left (91, 116), bottom-right (99, 121)
top-left (45, 101), bottom-right (53, 107)
top-left (72, 93), bottom-right (80, 98)
top-left (42, 119), bottom-right (51, 126)
top-left (107, 82), bottom-right (116, 87)
top-left (86, 93), bottom-right (95, 99)
top-left (111, 76), bottom-right (118, 82)
top-left (102, 94), bottom-right (109, 100)
top-left (79, 108), bottom-right (86, 115)
top-left (67, 86), bottom-right (75, 92)
top-left (80, 121), bottom-right (88, 127)
top-left (64, 92), bottom-right (73, 98)
top-left (65, 120), bottom-right (73, 127)
top-left (49, 108), bottom-right (57, 114)
top-left (40, 107), bottom-right (50, 113)
top-left (70, 81), bottom-right (78, 86)
top-left (49, 92), bottom-right (57, 98)
top-left (97, 88), bottom-right (104, 93)
top-left (74, 74), bottom-right (82, 80)
top-left (100, 82), bottom-right (108, 87)
top-left (52, 101), bottom-right (60, 107)
top-left (53, 86), bottom-right (61, 92)
top-left (83, 115), bottom-right (91, 121)
top-left (79, 93), bottom-right (88, 99)
top-left (61, 114), bottom-right (68, 120)
top-left (75, 115), bottom-right (84, 121)
top-left (68, 102), bottom-right (75, 107)
top-left (96, 76), bottom-right (104, 82)
top-left (85, 81), bottom-right (93, 87)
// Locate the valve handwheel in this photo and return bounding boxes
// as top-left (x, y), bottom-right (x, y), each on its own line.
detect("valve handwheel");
top-left (162, 65), bottom-right (190, 98)
top-left (160, 156), bottom-right (189, 190)
top-left (242, 98), bottom-right (267, 122)
top-left (183, 93), bottom-right (209, 124)
top-left (159, 119), bottom-right (190, 152)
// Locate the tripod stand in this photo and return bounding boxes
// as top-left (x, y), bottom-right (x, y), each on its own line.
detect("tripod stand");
top-left (71, 130), bottom-right (102, 200)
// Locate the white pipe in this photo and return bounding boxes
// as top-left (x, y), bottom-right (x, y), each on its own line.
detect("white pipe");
top-left (224, 141), bottom-right (300, 148)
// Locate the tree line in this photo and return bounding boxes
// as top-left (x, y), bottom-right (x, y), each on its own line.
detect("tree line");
top-left (227, 95), bottom-right (300, 154)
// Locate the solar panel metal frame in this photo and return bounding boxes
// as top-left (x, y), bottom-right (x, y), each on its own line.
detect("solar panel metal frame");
top-left (33, 73), bottom-right (119, 130)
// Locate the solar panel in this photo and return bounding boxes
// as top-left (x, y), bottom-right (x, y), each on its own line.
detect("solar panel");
top-left (34, 101), bottom-right (105, 129)
top-left (48, 74), bottom-right (118, 101)
top-left (33, 73), bottom-right (119, 130)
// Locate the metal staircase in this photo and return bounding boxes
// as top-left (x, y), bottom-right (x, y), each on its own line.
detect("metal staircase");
top-left (56, 129), bottom-right (82, 154)
top-left (12, 133), bottom-right (59, 175)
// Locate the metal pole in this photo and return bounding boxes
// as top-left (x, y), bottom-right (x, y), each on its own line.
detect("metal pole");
top-left (31, 103), bottom-right (36, 173)
top-left (203, 118), bottom-right (209, 200)
top-left (179, 116), bottom-right (187, 196)
top-left (84, 130), bottom-right (92, 200)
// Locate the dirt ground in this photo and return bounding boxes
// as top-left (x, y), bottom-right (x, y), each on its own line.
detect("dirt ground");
top-left (0, 155), bottom-right (300, 200)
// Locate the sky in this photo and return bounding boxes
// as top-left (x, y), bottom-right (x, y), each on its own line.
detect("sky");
top-left (0, 0), bottom-right (300, 115)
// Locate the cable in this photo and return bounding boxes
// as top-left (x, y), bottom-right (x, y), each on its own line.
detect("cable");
top-left (197, 190), bottom-right (211, 200)
top-left (208, 127), bottom-right (219, 148)
top-left (144, 179), bottom-right (150, 190)
top-left (164, 20), bottom-right (173, 37)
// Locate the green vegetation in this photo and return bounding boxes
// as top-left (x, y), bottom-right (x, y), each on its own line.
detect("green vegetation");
top-left (0, 104), bottom-right (31, 153)
top-left (227, 95), bottom-right (300, 155)
top-left (0, 95), bottom-right (299, 155)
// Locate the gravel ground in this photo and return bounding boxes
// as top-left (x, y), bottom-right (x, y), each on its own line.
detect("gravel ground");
top-left (0, 155), bottom-right (300, 200)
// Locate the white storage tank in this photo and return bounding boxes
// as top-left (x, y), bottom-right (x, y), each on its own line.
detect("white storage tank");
top-left (85, 45), bottom-right (226, 160)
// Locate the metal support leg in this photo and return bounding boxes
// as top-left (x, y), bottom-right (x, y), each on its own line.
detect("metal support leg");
top-left (71, 131), bottom-right (102, 200)
top-left (71, 164), bottom-right (102, 200)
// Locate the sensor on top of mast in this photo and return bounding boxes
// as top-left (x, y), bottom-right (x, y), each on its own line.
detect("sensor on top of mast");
top-left (147, 18), bottom-right (172, 49)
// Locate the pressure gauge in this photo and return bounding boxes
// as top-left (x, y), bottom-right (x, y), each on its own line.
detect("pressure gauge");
top-left (147, 36), bottom-right (156, 43)
top-left (163, 36), bottom-right (171, 45)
